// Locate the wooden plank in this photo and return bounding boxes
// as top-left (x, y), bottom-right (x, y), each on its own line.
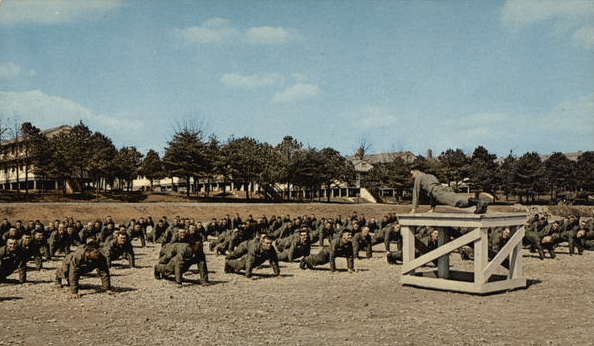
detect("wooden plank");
top-left (402, 226), bottom-right (415, 275)
top-left (474, 228), bottom-right (488, 284)
top-left (482, 227), bottom-right (525, 280)
top-left (437, 228), bottom-right (450, 279)
top-left (401, 275), bottom-right (483, 294)
top-left (402, 228), bottom-right (481, 274)
top-left (397, 213), bottom-right (527, 229)
top-left (482, 278), bottom-right (527, 293)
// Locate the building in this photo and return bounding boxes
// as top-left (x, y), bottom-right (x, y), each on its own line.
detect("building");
top-left (0, 125), bottom-right (72, 191)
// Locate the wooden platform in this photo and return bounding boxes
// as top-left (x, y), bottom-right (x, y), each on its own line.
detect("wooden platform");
top-left (397, 212), bottom-right (528, 294)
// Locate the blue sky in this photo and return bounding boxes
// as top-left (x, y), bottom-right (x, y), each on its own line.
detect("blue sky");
top-left (0, 0), bottom-right (592, 159)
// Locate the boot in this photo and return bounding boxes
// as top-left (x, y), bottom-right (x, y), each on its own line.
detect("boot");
top-left (536, 245), bottom-right (545, 260)
top-left (474, 198), bottom-right (489, 214)
top-left (575, 240), bottom-right (584, 255)
top-left (545, 244), bottom-right (555, 259)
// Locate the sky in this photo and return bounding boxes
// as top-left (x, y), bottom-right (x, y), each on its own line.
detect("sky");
top-left (0, 0), bottom-right (592, 159)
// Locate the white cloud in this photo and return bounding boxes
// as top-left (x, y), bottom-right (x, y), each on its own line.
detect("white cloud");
top-left (0, 90), bottom-right (142, 136)
top-left (221, 73), bottom-right (284, 88)
top-left (245, 26), bottom-right (293, 44)
top-left (0, 62), bottom-right (36, 79)
top-left (501, 0), bottom-right (594, 30)
top-left (172, 17), bottom-right (238, 43)
top-left (0, 62), bottom-right (21, 78)
top-left (573, 25), bottom-right (594, 50)
top-left (0, 0), bottom-right (125, 25)
top-left (272, 83), bottom-right (320, 103)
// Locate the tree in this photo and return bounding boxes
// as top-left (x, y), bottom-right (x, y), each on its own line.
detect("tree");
top-left (139, 149), bottom-right (163, 192)
top-left (113, 147), bottom-right (143, 191)
top-left (544, 152), bottom-right (575, 199)
top-left (276, 136), bottom-right (303, 200)
top-left (162, 127), bottom-right (209, 198)
top-left (495, 153), bottom-right (516, 201)
top-left (511, 152), bottom-right (545, 203)
top-left (222, 137), bottom-right (264, 200)
top-left (469, 146), bottom-right (497, 195)
top-left (575, 151), bottom-right (594, 192)
top-left (87, 132), bottom-right (117, 197)
top-left (436, 149), bottom-right (470, 190)
top-left (319, 147), bottom-right (353, 202)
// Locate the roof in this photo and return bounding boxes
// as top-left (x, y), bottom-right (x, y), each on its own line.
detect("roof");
top-left (1, 125), bottom-right (72, 146)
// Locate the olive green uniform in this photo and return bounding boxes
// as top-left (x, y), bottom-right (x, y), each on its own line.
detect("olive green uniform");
top-left (412, 173), bottom-right (469, 209)
top-left (0, 244), bottom-right (27, 283)
top-left (55, 247), bottom-right (111, 294)
top-left (155, 242), bottom-right (208, 284)
top-left (301, 236), bottom-right (354, 272)
top-left (225, 241), bottom-right (280, 278)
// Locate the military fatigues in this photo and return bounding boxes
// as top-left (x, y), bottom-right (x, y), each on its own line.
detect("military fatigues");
top-left (301, 236), bottom-right (354, 272)
top-left (0, 245), bottom-right (27, 283)
top-left (55, 247), bottom-right (111, 294)
top-left (102, 239), bottom-right (135, 268)
top-left (225, 241), bottom-right (280, 278)
top-left (277, 236), bottom-right (311, 262)
top-left (155, 243), bottom-right (208, 284)
top-left (352, 232), bottom-right (372, 259)
top-left (49, 231), bottom-right (72, 257)
top-left (412, 173), bottom-right (469, 209)
top-left (372, 224), bottom-right (402, 252)
top-left (19, 239), bottom-right (43, 271)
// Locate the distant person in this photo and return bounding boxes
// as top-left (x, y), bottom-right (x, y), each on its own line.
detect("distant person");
top-left (409, 169), bottom-right (493, 214)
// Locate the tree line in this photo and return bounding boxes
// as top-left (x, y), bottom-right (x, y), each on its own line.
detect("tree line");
top-left (3, 121), bottom-right (593, 204)
top-left (364, 146), bottom-right (594, 204)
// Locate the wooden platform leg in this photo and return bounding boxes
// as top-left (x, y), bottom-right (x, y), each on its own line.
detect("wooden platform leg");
top-left (437, 228), bottom-right (449, 279)
top-left (474, 228), bottom-right (488, 284)
top-left (403, 226), bottom-right (415, 275)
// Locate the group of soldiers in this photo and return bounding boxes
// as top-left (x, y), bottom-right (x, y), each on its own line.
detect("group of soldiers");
top-left (1, 208), bottom-right (593, 297)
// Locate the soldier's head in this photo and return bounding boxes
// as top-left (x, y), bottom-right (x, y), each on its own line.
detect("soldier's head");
top-left (502, 227), bottom-right (511, 239)
top-left (2, 218), bottom-right (9, 226)
top-left (5, 237), bottom-right (18, 253)
top-left (67, 226), bottom-right (76, 235)
top-left (16, 220), bottom-right (23, 228)
top-left (190, 239), bottom-right (203, 252)
top-left (177, 228), bottom-right (188, 239)
top-left (430, 229), bottom-right (439, 242)
top-left (410, 169), bottom-right (423, 179)
top-left (6, 227), bottom-right (19, 238)
top-left (299, 230), bottom-right (310, 243)
top-left (21, 233), bottom-right (33, 246)
top-left (84, 241), bottom-right (102, 260)
top-left (552, 221), bottom-right (560, 230)
top-left (116, 232), bottom-right (129, 245)
top-left (392, 224), bottom-right (401, 233)
top-left (260, 235), bottom-right (273, 251)
top-left (341, 230), bottom-right (353, 244)
top-left (33, 229), bottom-right (45, 242)
top-left (361, 226), bottom-right (370, 237)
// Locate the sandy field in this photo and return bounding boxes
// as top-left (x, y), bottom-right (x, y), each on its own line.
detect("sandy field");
top-left (1, 202), bottom-right (593, 346)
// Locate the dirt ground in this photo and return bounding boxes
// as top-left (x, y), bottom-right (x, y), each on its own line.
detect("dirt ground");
top-left (1, 202), bottom-right (593, 346)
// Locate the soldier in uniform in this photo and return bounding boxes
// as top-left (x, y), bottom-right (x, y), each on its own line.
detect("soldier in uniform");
top-left (410, 169), bottom-right (492, 214)
top-left (19, 233), bottom-right (43, 271)
top-left (224, 234), bottom-right (280, 279)
top-left (154, 239), bottom-right (209, 285)
top-left (55, 241), bottom-right (112, 298)
top-left (277, 229), bottom-right (311, 262)
top-left (0, 237), bottom-right (27, 284)
top-left (372, 223), bottom-right (402, 252)
top-left (352, 226), bottom-right (372, 259)
top-left (33, 228), bottom-right (51, 261)
top-left (49, 223), bottom-right (72, 258)
top-left (127, 222), bottom-right (146, 247)
top-left (102, 232), bottom-right (135, 268)
top-left (300, 230), bottom-right (355, 273)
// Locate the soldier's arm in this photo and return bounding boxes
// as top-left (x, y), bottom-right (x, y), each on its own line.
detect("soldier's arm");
top-left (268, 249), bottom-right (280, 276)
top-left (197, 252), bottom-right (209, 284)
top-left (346, 244), bottom-right (355, 272)
top-left (329, 242), bottom-right (337, 272)
top-left (96, 257), bottom-right (112, 292)
top-left (127, 245), bottom-right (135, 268)
top-left (17, 254), bottom-right (27, 283)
